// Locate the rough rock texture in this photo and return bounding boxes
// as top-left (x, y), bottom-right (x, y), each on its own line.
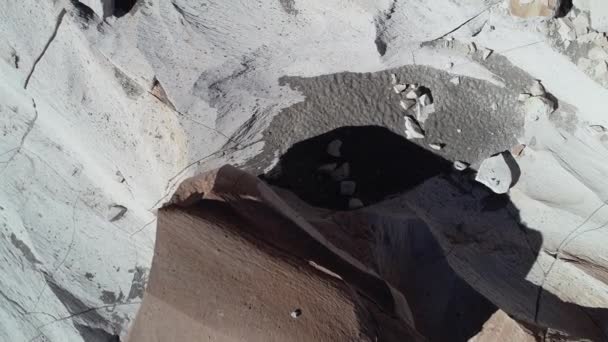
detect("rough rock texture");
top-left (510, 0), bottom-right (561, 18)
top-left (1, 0), bottom-right (608, 341)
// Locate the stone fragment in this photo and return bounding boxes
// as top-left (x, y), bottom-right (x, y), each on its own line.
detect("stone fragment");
top-left (400, 99), bottom-right (416, 110)
top-left (573, 12), bottom-right (590, 36)
top-left (429, 143), bottom-right (444, 150)
top-left (326, 139), bottom-right (342, 157)
top-left (340, 181), bottom-right (356, 196)
top-left (453, 161), bottom-right (468, 171)
top-left (564, 40), bottom-right (571, 48)
top-left (331, 163), bottom-right (350, 181)
top-left (475, 152), bottom-right (515, 194)
top-left (445, 62), bottom-right (454, 69)
top-left (418, 93), bottom-right (432, 106)
top-left (518, 93), bottom-right (532, 102)
top-left (511, 144), bottom-right (526, 157)
top-left (405, 88), bottom-right (420, 99)
top-left (393, 84), bottom-right (407, 94)
top-left (468, 42), bottom-right (477, 53)
top-left (490, 103), bottom-right (498, 111)
top-left (529, 80), bottom-right (546, 96)
top-left (417, 103), bottom-right (436, 124)
top-left (290, 309), bottom-right (302, 318)
top-left (404, 116), bottom-right (425, 139)
top-left (390, 73), bottom-right (397, 85)
top-left (482, 48), bottom-right (493, 60)
top-left (578, 32), bottom-right (599, 43)
top-left (348, 198), bottom-right (364, 209)
top-left (509, 0), bottom-right (560, 18)
top-left (450, 76), bottom-right (460, 85)
top-left (524, 96), bottom-right (555, 121)
top-left (558, 18), bottom-right (577, 41)
top-left (109, 205), bottom-right (128, 222)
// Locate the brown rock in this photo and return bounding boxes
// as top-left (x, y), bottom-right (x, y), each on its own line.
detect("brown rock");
top-left (509, 0), bottom-right (560, 18)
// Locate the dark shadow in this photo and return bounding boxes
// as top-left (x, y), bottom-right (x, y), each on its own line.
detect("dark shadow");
top-left (555, 0), bottom-right (573, 18)
top-left (261, 125), bottom-right (608, 341)
top-left (113, 0), bottom-right (138, 18)
top-left (261, 126), bottom-right (452, 210)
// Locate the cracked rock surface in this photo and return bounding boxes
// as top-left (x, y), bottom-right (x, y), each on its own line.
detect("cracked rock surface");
top-left (1, 0), bottom-right (608, 341)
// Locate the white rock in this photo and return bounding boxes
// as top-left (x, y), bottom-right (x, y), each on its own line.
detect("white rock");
top-left (405, 89), bottom-right (420, 99)
top-left (340, 181), bottom-right (356, 196)
top-left (326, 139), bottom-right (342, 157)
top-left (588, 46), bottom-right (608, 60)
top-left (417, 103), bottom-right (436, 124)
top-left (564, 40), bottom-right (571, 49)
top-left (475, 153), bottom-right (514, 194)
top-left (290, 309), bottom-right (302, 318)
top-left (400, 99), bottom-right (416, 110)
top-left (404, 116), bottom-right (425, 139)
top-left (468, 42), bottom-right (477, 53)
top-left (529, 80), bottom-right (546, 96)
top-left (590, 0), bottom-right (608, 32)
top-left (429, 143), bottom-right (444, 150)
top-left (594, 61), bottom-right (608, 76)
top-left (418, 93), bottom-right (432, 106)
top-left (453, 160), bottom-right (469, 171)
top-left (393, 84), bottom-right (407, 94)
top-left (390, 73), bottom-right (397, 85)
top-left (331, 163), bottom-right (350, 181)
top-left (594, 33), bottom-right (608, 47)
top-left (524, 96), bottom-right (555, 121)
top-left (518, 93), bottom-right (532, 102)
top-left (449, 76), bottom-right (460, 85)
top-left (482, 48), bottom-right (493, 60)
top-left (558, 18), bottom-right (577, 41)
top-left (573, 12), bottom-right (591, 36)
top-left (490, 102), bottom-right (498, 111)
top-left (348, 198), bottom-right (364, 209)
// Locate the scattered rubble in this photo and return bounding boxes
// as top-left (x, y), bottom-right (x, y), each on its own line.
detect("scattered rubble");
top-left (475, 152), bottom-right (515, 194)
top-left (340, 181), bottom-right (356, 196)
top-left (348, 198), bottom-right (364, 209)
top-left (453, 160), bottom-right (469, 171)
top-left (331, 163), bottom-right (350, 181)
top-left (326, 139), bottom-right (342, 157)
top-left (404, 116), bottom-right (425, 139)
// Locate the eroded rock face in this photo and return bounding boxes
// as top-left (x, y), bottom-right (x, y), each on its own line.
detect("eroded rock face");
top-left (509, 0), bottom-right (561, 17)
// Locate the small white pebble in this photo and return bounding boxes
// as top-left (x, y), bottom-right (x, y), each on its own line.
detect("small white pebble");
top-left (390, 73), bottom-right (397, 85)
top-left (453, 161), bottom-right (469, 171)
top-left (393, 84), bottom-right (407, 94)
top-left (429, 143), bottom-right (444, 150)
top-left (456, 128), bottom-right (462, 133)
top-left (449, 77), bottom-right (460, 85)
top-left (490, 103), bottom-right (498, 111)
top-left (291, 309), bottom-right (302, 318)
